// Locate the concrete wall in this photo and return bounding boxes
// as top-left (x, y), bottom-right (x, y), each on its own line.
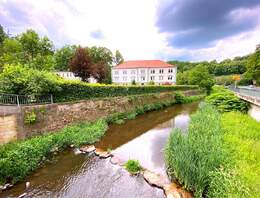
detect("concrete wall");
top-left (0, 90), bottom-right (201, 144)
top-left (249, 104), bottom-right (260, 122)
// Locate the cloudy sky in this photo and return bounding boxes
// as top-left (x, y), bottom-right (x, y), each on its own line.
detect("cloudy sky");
top-left (0, 0), bottom-right (260, 61)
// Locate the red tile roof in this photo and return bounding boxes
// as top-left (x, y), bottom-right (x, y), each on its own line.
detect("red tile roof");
top-left (114, 60), bottom-right (175, 69)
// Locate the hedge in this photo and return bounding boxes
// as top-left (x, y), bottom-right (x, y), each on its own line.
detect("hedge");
top-left (53, 81), bottom-right (199, 102)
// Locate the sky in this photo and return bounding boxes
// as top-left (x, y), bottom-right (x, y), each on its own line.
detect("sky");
top-left (0, 0), bottom-right (260, 62)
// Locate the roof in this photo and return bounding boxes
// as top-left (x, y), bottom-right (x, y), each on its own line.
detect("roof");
top-left (114, 60), bottom-right (175, 69)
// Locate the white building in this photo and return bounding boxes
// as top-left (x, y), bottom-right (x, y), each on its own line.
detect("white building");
top-left (56, 71), bottom-right (97, 83)
top-left (112, 60), bottom-right (177, 85)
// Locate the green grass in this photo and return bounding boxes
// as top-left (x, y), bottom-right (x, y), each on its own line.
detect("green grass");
top-left (220, 112), bottom-right (260, 198)
top-left (124, 160), bottom-right (142, 174)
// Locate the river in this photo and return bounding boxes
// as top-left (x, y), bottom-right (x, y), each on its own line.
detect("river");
top-left (1, 102), bottom-right (199, 198)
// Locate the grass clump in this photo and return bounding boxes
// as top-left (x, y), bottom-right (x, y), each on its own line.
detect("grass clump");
top-left (124, 160), bottom-right (142, 174)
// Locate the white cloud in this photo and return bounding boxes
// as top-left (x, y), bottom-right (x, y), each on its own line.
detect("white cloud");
top-left (0, 0), bottom-right (259, 61)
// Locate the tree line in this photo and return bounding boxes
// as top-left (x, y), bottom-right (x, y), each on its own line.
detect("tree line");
top-left (168, 46), bottom-right (260, 87)
top-left (0, 24), bottom-right (124, 83)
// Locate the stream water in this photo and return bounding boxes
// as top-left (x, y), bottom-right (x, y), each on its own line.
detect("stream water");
top-left (1, 102), bottom-right (199, 198)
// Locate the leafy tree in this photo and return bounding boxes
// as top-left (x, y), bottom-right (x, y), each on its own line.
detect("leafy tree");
top-left (54, 45), bottom-right (76, 71)
top-left (114, 50), bottom-right (124, 65)
top-left (91, 61), bottom-right (109, 83)
top-left (188, 64), bottom-right (215, 93)
top-left (0, 24), bottom-right (7, 46)
top-left (88, 46), bottom-right (114, 83)
top-left (245, 45), bottom-right (260, 85)
top-left (69, 47), bottom-right (93, 82)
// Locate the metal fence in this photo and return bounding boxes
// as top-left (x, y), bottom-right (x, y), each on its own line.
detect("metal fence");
top-left (0, 93), bottom-right (53, 106)
top-left (229, 86), bottom-right (260, 98)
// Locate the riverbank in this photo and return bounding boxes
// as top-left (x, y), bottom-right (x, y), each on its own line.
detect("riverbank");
top-left (164, 86), bottom-right (260, 198)
top-left (0, 93), bottom-right (204, 187)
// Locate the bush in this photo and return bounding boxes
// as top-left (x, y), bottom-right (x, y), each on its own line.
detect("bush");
top-left (165, 104), bottom-right (228, 197)
top-left (206, 86), bottom-right (249, 113)
top-left (0, 119), bottom-right (108, 184)
top-left (124, 160), bottom-right (142, 174)
top-left (215, 75), bottom-right (236, 86)
top-left (0, 64), bottom-right (62, 95)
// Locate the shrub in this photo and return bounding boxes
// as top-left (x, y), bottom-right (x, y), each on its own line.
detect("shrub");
top-left (124, 160), bottom-right (142, 174)
top-left (215, 75), bottom-right (236, 86)
top-left (174, 92), bottom-right (185, 104)
top-left (206, 86), bottom-right (249, 113)
top-left (24, 111), bottom-right (37, 124)
top-left (0, 64), bottom-right (62, 95)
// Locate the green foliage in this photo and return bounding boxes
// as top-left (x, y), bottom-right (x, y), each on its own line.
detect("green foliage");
top-left (215, 75), bottom-right (237, 86)
top-left (54, 45), bottom-right (76, 71)
top-left (174, 92), bottom-right (185, 104)
top-left (114, 50), bottom-right (124, 65)
top-left (0, 119), bottom-right (108, 184)
top-left (24, 111), bottom-right (37, 124)
top-left (0, 64), bottom-right (62, 95)
top-left (0, 24), bottom-right (7, 46)
top-left (245, 47), bottom-right (260, 85)
top-left (124, 160), bottom-right (142, 174)
top-left (206, 86), bottom-right (249, 113)
top-left (165, 104), bottom-right (227, 197)
top-left (131, 80), bottom-right (136, 85)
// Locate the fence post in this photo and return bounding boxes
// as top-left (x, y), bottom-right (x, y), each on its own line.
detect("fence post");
top-left (51, 94), bottom-right (53, 104)
top-left (16, 95), bottom-right (20, 106)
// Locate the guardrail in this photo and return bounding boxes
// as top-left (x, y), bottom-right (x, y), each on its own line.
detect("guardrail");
top-left (0, 93), bottom-right (53, 106)
top-left (229, 86), bottom-right (260, 98)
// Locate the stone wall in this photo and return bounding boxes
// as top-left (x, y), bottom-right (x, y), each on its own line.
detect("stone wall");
top-left (0, 90), bottom-right (202, 144)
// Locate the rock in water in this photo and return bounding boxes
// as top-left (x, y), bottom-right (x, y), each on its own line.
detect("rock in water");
top-left (80, 145), bottom-right (96, 153)
top-left (143, 170), bottom-right (169, 188)
top-left (95, 148), bottom-right (112, 158)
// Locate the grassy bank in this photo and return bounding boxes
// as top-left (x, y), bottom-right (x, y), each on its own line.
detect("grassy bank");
top-left (0, 92), bottom-right (204, 186)
top-left (165, 86), bottom-right (259, 198)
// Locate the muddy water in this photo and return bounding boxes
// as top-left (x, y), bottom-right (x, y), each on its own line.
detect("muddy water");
top-left (1, 102), bottom-right (199, 198)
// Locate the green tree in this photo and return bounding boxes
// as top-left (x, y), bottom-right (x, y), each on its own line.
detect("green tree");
top-left (188, 64), bottom-right (215, 93)
top-left (0, 24), bottom-right (7, 47)
top-left (54, 45), bottom-right (76, 71)
top-left (88, 46), bottom-right (114, 83)
top-left (245, 45), bottom-right (260, 85)
top-left (114, 50), bottom-right (124, 65)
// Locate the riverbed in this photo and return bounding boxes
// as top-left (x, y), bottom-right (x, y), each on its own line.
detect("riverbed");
top-left (1, 102), bottom-right (199, 198)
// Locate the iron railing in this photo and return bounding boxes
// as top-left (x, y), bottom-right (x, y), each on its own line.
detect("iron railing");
top-left (0, 93), bottom-right (53, 106)
top-left (229, 86), bottom-right (260, 98)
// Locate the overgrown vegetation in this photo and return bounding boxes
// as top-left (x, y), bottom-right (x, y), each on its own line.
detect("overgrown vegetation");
top-left (0, 119), bottom-right (108, 185)
top-left (165, 87), bottom-right (259, 198)
top-left (124, 160), bottom-right (142, 174)
top-left (206, 86), bottom-right (249, 113)
top-left (24, 111), bottom-right (37, 124)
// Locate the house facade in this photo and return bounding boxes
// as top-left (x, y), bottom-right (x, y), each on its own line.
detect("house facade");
top-left (55, 71), bottom-right (97, 83)
top-left (112, 60), bottom-right (177, 85)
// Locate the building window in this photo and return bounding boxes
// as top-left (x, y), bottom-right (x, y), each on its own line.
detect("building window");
top-left (131, 70), bottom-right (135, 74)
top-left (123, 77), bottom-right (127, 81)
top-left (159, 69), bottom-right (164, 74)
top-left (159, 76), bottom-right (163, 80)
top-left (123, 70), bottom-right (127, 75)
top-left (115, 77), bottom-right (119, 81)
top-left (131, 76), bottom-right (135, 81)
top-left (150, 76), bottom-right (155, 81)
top-left (141, 70), bottom-right (145, 74)
top-left (150, 69), bottom-right (155, 74)
top-left (114, 70), bottom-right (119, 75)
top-left (168, 76), bottom-right (173, 80)
top-left (168, 69), bottom-right (173, 73)
top-left (141, 76), bottom-right (145, 81)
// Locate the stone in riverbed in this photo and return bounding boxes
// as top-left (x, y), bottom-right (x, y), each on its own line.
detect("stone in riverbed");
top-left (110, 156), bottom-right (125, 166)
top-left (18, 193), bottom-right (27, 198)
top-left (143, 170), bottom-right (169, 188)
top-left (0, 183), bottom-right (13, 191)
top-left (80, 145), bottom-right (96, 153)
top-left (163, 183), bottom-right (192, 198)
top-left (95, 148), bottom-right (112, 158)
